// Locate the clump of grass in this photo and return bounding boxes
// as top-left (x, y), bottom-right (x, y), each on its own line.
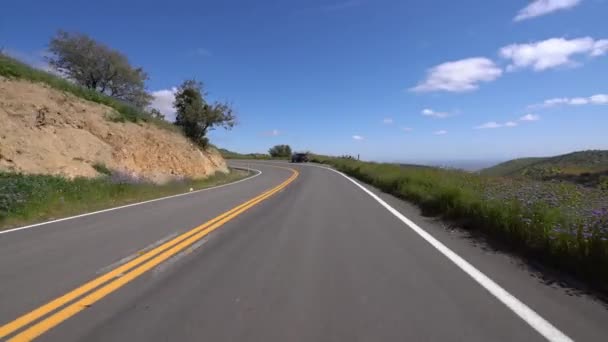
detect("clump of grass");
top-left (92, 163), bottom-right (112, 176)
top-left (0, 170), bottom-right (248, 229)
top-left (0, 54), bottom-right (158, 127)
top-left (311, 155), bottom-right (608, 291)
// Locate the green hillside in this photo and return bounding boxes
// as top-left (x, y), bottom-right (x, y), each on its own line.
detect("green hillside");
top-left (480, 157), bottom-right (547, 176)
top-left (481, 150), bottom-right (608, 188)
top-left (217, 148), bottom-right (272, 160)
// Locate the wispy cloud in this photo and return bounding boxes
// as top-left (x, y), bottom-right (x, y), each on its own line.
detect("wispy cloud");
top-left (531, 93), bottom-right (608, 108)
top-left (411, 57), bottom-right (502, 92)
top-left (514, 0), bottom-right (582, 22)
top-left (195, 48), bottom-right (212, 57)
top-left (474, 121), bottom-right (519, 129)
top-left (475, 121), bottom-right (503, 129)
top-left (321, 0), bottom-right (363, 12)
top-left (433, 130), bottom-right (448, 135)
top-left (520, 114), bottom-right (541, 121)
top-left (402, 127), bottom-right (413, 132)
top-left (421, 108), bottom-right (451, 118)
top-left (150, 87), bottom-right (178, 122)
top-left (262, 129), bottom-right (281, 137)
top-left (352, 135), bottom-right (364, 141)
top-left (382, 118), bottom-right (394, 124)
top-left (500, 37), bottom-right (608, 71)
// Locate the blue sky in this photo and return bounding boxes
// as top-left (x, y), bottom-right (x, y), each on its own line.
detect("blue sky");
top-left (2, 0), bottom-right (607, 163)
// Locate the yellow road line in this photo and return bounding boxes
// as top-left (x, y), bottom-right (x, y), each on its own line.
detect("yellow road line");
top-left (0, 167), bottom-right (298, 341)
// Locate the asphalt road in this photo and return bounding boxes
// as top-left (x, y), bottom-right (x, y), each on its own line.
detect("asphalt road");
top-left (1, 161), bottom-right (607, 341)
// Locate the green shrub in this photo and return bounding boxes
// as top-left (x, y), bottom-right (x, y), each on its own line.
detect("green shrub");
top-left (92, 163), bottom-right (112, 176)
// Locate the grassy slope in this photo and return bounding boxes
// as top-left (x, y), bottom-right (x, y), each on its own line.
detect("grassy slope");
top-left (218, 148), bottom-right (287, 160)
top-left (0, 170), bottom-right (249, 230)
top-left (480, 157), bottom-right (547, 176)
top-left (311, 155), bottom-right (608, 291)
top-left (0, 54), bottom-right (175, 131)
top-left (482, 150), bottom-right (608, 177)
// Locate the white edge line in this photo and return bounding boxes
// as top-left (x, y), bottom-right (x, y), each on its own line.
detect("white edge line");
top-left (310, 164), bottom-right (573, 342)
top-left (0, 167), bottom-right (262, 235)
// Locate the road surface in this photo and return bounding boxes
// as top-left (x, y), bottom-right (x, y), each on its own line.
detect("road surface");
top-left (0, 161), bottom-right (607, 341)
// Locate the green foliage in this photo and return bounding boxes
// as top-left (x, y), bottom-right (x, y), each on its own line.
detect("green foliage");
top-left (48, 30), bottom-right (152, 109)
top-left (0, 53), bottom-right (169, 128)
top-left (92, 163), bottom-right (112, 176)
top-left (174, 80), bottom-right (236, 148)
top-left (0, 170), bottom-right (248, 229)
top-left (268, 144), bottom-right (292, 158)
top-left (315, 155), bottom-right (608, 290)
top-left (218, 148), bottom-right (272, 160)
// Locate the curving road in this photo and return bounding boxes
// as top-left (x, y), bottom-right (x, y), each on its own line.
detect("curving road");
top-left (0, 161), bottom-right (607, 341)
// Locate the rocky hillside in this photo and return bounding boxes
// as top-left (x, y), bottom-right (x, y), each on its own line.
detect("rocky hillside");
top-left (0, 77), bottom-right (228, 183)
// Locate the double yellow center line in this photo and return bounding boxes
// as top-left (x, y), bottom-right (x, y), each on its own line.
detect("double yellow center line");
top-left (0, 166), bottom-right (299, 341)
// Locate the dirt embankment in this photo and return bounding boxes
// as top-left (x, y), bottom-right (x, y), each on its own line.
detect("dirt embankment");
top-left (0, 77), bottom-right (228, 183)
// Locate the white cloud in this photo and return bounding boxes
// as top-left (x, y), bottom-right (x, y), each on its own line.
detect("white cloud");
top-left (262, 129), bottom-right (281, 137)
top-left (402, 127), bottom-right (413, 132)
top-left (590, 94), bottom-right (608, 104)
top-left (411, 58), bottom-right (502, 92)
top-left (520, 114), bottom-right (541, 121)
top-left (500, 37), bottom-right (608, 71)
top-left (352, 135), bottom-right (364, 140)
top-left (543, 98), bottom-right (570, 107)
top-left (474, 120), bottom-right (519, 129)
top-left (382, 118), bottom-right (394, 124)
top-left (533, 93), bottom-right (608, 108)
top-left (569, 97), bottom-right (589, 105)
top-left (150, 88), bottom-right (177, 121)
top-left (421, 108), bottom-right (451, 118)
top-left (322, 0), bottom-right (362, 11)
top-left (514, 0), bottom-right (582, 22)
top-left (195, 48), bottom-right (212, 57)
top-left (433, 130), bottom-right (448, 135)
top-left (475, 121), bottom-right (503, 129)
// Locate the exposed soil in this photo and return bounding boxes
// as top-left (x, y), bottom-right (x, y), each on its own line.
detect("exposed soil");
top-left (0, 77), bottom-right (228, 183)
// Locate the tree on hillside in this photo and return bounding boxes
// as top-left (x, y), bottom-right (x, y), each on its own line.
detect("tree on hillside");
top-left (47, 31), bottom-right (152, 109)
top-left (173, 79), bottom-right (236, 148)
top-left (149, 108), bottom-right (165, 120)
top-left (268, 145), bottom-right (292, 158)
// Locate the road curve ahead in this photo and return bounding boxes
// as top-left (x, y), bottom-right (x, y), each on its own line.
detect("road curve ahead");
top-left (0, 161), bottom-right (607, 341)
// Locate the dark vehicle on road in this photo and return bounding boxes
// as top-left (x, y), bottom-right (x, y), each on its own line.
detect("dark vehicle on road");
top-left (291, 153), bottom-right (309, 163)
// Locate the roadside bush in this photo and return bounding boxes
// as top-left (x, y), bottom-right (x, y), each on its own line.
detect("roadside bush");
top-left (268, 144), bottom-right (292, 158)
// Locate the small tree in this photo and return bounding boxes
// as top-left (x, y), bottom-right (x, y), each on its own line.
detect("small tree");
top-left (149, 108), bottom-right (165, 120)
top-left (47, 30), bottom-right (152, 109)
top-left (268, 145), bottom-right (292, 158)
top-left (173, 79), bottom-right (236, 148)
